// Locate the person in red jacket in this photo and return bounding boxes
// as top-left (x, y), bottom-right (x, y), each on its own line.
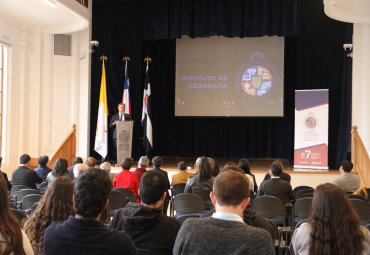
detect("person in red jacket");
top-left (113, 158), bottom-right (139, 202)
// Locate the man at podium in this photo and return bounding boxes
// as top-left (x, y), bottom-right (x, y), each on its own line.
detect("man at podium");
top-left (109, 103), bottom-right (133, 152)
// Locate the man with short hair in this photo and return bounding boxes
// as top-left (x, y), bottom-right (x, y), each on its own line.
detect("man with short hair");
top-left (68, 157), bottom-right (83, 174)
top-left (11, 154), bottom-right (42, 189)
top-left (110, 171), bottom-right (181, 254)
top-left (109, 103), bottom-right (133, 153)
top-left (35, 155), bottom-right (52, 181)
top-left (171, 161), bottom-right (194, 187)
top-left (133, 156), bottom-right (149, 183)
top-left (85, 157), bottom-right (97, 168)
top-left (332, 160), bottom-right (360, 193)
top-left (257, 161), bottom-right (294, 204)
top-left (43, 168), bottom-right (136, 255)
top-left (262, 160), bottom-right (291, 183)
top-left (100, 161), bottom-right (114, 183)
top-left (113, 158), bottom-right (139, 201)
top-left (173, 170), bottom-right (274, 255)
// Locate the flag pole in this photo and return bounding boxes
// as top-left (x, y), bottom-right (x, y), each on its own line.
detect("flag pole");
top-left (100, 55), bottom-right (107, 62)
top-left (144, 56), bottom-right (152, 70)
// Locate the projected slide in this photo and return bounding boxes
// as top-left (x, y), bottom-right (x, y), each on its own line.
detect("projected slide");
top-left (175, 36), bottom-right (284, 117)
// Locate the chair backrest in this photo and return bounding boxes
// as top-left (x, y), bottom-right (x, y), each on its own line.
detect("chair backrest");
top-left (348, 194), bottom-right (368, 202)
top-left (10, 208), bottom-right (28, 224)
top-left (21, 194), bottom-right (42, 211)
top-left (112, 188), bottom-right (136, 206)
top-left (175, 213), bottom-right (200, 223)
top-left (295, 189), bottom-right (314, 200)
top-left (10, 185), bottom-right (30, 198)
top-left (252, 195), bottom-right (285, 219)
top-left (349, 199), bottom-right (370, 222)
top-left (172, 183), bottom-right (186, 196)
top-left (191, 189), bottom-right (212, 210)
top-left (108, 190), bottom-right (126, 210)
top-left (17, 189), bottom-right (41, 202)
top-left (30, 202), bottom-right (40, 215)
top-left (293, 197), bottom-right (313, 225)
top-left (37, 182), bottom-right (48, 192)
top-left (173, 193), bottom-right (203, 216)
top-left (293, 186), bottom-right (313, 196)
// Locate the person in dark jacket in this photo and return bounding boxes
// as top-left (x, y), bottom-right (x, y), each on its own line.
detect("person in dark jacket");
top-left (11, 154), bottom-right (42, 189)
top-left (109, 171), bottom-right (181, 255)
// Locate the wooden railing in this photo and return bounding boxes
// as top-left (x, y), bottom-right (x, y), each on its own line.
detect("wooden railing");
top-left (352, 126), bottom-right (370, 188)
top-left (48, 124), bottom-right (77, 167)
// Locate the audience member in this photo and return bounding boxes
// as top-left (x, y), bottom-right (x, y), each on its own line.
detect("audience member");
top-left (150, 156), bottom-right (171, 213)
top-left (258, 161), bottom-right (294, 204)
top-left (238, 158), bottom-right (258, 193)
top-left (113, 158), bottom-right (139, 202)
top-left (100, 161), bottom-right (114, 183)
top-left (171, 161), bottom-right (194, 187)
top-left (133, 156), bottom-right (149, 183)
top-left (0, 175), bottom-right (33, 255)
top-left (173, 170), bottom-right (274, 255)
top-left (184, 157), bottom-right (214, 210)
top-left (73, 163), bottom-right (88, 179)
top-left (43, 168), bottom-right (136, 255)
top-left (110, 171), bottom-right (181, 254)
top-left (0, 156), bottom-right (11, 191)
top-left (85, 157), bottom-right (97, 168)
top-left (12, 154), bottom-right (42, 189)
top-left (262, 160), bottom-right (291, 183)
top-left (332, 160), bottom-right (360, 193)
top-left (34, 155), bottom-right (52, 182)
top-left (46, 158), bottom-right (73, 187)
top-left (207, 157), bottom-right (220, 177)
top-left (292, 183), bottom-right (370, 255)
top-left (24, 176), bottom-right (74, 254)
top-left (67, 157), bottom-right (83, 174)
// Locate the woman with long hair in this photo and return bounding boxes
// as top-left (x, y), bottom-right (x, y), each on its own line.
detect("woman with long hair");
top-left (24, 176), bottom-right (74, 254)
top-left (292, 183), bottom-right (370, 255)
top-left (238, 158), bottom-right (258, 193)
top-left (0, 175), bottom-right (33, 255)
top-left (46, 158), bottom-right (73, 186)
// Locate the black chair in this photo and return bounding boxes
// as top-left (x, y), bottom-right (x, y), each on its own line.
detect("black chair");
top-left (295, 189), bottom-right (314, 200)
top-left (16, 189), bottom-right (41, 203)
top-left (108, 190), bottom-right (126, 211)
top-left (112, 188), bottom-right (136, 207)
top-left (192, 189), bottom-right (212, 210)
top-left (348, 194), bottom-right (368, 202)
top-left (293, 186), bottom-right (313, 196)
top-left (37, 182), bottom-right (48, 193)
top-left (172, 193), bottom-right (203, 218)
top-left (30, 202), bottom-right (40, 215)
top-left (349, 199), bottom-right (370, 225)
top-left (293, 197), bottom-right (312, 226)
top-left (253, 195), bottom-right (285, 226)
top-left (20, 194), bottom-right (42, 213)
top-left (172, 183), bottom-right (186, 197)
top-left (176, 213), bottom-right (200, 223)
top-left (10, 208), bottom-right (27, 225)
top-left (9, 185), bottom-right (29, 201)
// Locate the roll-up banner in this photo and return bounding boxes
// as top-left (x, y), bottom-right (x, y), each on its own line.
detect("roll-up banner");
top-left (294, 89), bottom-right (328, 169)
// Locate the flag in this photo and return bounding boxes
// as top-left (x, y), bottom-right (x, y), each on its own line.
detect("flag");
top-left (122, 61), bottom-right (131, 115)
top-left (94, 59), bottom-right (109, 158)
top-left (141, 62), bottom-right (153, 154)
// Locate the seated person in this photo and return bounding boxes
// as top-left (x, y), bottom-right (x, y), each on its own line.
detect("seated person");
top-left (332, 160), bottom-right (360, 193)
top-left (0, 156), bottom-right (11, 191)
top-left (67, 157), bottom-right (83, 175)
top-left (46, 158), bottom-right (73, 187)
top-left (133, 156), bottom-right (149, 183)
top-left (238, 158), bottom-right (258, 193)
top-left (85, 157), bottom-right (97, 168)
top-left (292, 183), bottom-right (370, 255)
top-left (11, 154), bottom-right (42, 189)
top-left (257, 161), bottom-right (294, 204)
top-left (100, 161), bottom-right (114, 183)
top-left (34, 155), bottom-right (52, 182)
top-left (43, 168), bottom-right (136, 255)
top-left (262, 160), bottom-right (291, 183)
top-left (173, 170), bottom-right (274, 255)
top-left (113, 158), bottom-right (139, 202)
top-left (73, 163), bottom-right (89, 179)
top-left (171, 161), bottom-right (194, 187)
top-left (110, 171), bottom-right (181, 254)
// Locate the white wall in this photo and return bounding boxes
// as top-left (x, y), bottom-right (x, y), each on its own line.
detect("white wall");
top-left (0, 1), bottom-right (92, 175)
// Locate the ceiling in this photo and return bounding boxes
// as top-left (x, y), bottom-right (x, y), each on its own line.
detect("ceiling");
top-left (0, 0), bottom-right (89, 34)
top-left (324, 0), bottom-right (370, 24)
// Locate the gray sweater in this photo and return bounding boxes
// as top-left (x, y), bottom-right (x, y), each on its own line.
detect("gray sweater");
top-left (173, 217), bottom-right (274, 255)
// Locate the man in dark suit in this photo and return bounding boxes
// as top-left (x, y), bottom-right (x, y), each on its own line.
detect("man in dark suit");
top-left (150, 156), bottom-right (171, 214)
top-left (109, 103), bottom-right (133, 157)
top-left (11, 154), bottom-right (42, 189)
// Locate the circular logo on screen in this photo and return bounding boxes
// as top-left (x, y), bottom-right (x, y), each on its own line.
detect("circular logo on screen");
top-left (305, 112), bottom-right (317, 129)
top-left (235, 52), bottom-right (280, 98)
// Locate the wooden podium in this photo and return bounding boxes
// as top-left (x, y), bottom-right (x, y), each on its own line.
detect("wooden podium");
top-left (116, 121), bottom-right (133, 164)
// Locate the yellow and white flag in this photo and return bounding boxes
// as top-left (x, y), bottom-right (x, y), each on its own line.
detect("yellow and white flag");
top-left (94, 58), bottom-right (109, 158)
